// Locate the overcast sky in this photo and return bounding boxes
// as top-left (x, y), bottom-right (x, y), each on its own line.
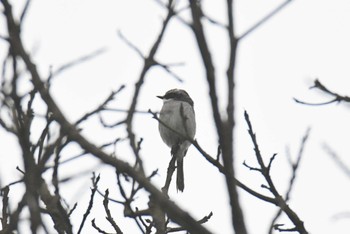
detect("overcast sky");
top-left (1, 0), bottom-right (350, 233)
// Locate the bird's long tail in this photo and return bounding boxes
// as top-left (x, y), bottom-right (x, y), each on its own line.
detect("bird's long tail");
top-left (176, 154), bottom-right (184, 192)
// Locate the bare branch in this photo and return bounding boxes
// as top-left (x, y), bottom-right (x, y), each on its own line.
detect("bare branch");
top-left (188, 0), bottom-right (222, 136)
top-left (1, 186), bottom-right (10, 231)
top-left (238, 0), bottom-right (294, 40)
top-left (91, 218), bottom-right (109, 234)
top-left (125, 0), bottom-right (176, 175)
top-left (118, 30), bottom-right (144, 58)
top-left (167, 212), bottom-right (213, 233)
top-left (19, 0), bottom-right (32, 25)
top-left (50, 47), bottom-right (107, 79)
top-left (203, 15), bottom-right (227, 28)
top-left (245, 111), bottom-right (308, 234)
top-left (75, 85), bottom-right (125, 126)
top-left (323, 143), bottom-right (350, 178)
top-left (269, 128), bottom-right (311, 233)
top-left (77, 173), bottom-right (100, 234)
top-left (103, 189), bottom-right (123, 234)
top-left (154, 60), bottom-right (184, 82)
top-left (294, 97), bottom-right (339, 106)
top-left (294, 79), bottom-right (350, 106)
top-left (150, 108), bottom-right (276, 204)
top-left (242, 160), bottom-right (262, 172)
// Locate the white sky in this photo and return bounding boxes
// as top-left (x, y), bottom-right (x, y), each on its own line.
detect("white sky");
top-left (1, 0), bottom-right (350, 233)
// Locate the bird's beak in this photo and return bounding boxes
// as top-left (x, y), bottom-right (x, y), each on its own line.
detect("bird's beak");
top-left (157, 95), bottom-right (164, 99)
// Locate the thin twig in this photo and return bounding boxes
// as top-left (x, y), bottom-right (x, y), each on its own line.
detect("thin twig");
top-left (245, 111), bottom-right (308, 234)
top-left (1, 186), bottom-right (10, 230)
top-left (167, 212), bottom-right (213, 233)
top-left (103, 189), bottom-right (123, 234)
top-left (77, 173), bottom-right (100, 234)
top-left (125, 0), bottom-right (176, 175)
top-left (75, 85), bottom-right (125, 126)
top-left (294, 79), bottom-right (350, 106)
top-left (238, 0), bottom-right (293, 40)
top-left (268, 128), bottom-right (311, 233)
top-left (91, 219), bottom-right (109, 234)
top-left (118, 31), bottom-right (144, 58)
top-left (154, 61), bottom-right (184, 82)
top-left (50, 48), bottom-right (106, 79)
top-left (188, 0), bottom-right (222, 136)
top-left (19, 0), bottom-right (32, 25)
top-left (323, 143), bottom-right (350, 178)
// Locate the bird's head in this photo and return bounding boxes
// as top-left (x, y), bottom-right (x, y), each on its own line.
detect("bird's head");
top-left (157, 89), bottom-right (194, 106)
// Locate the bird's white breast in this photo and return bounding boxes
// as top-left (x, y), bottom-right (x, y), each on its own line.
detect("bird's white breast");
top-left (158, 99), bottom-right (196, 148)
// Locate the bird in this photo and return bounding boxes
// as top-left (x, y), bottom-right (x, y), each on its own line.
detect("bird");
top-left (157, 89), bottom-right (196, 192)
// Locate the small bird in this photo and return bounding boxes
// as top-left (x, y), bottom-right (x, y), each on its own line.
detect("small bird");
top-left (157, 89), bottom-right (196, 192)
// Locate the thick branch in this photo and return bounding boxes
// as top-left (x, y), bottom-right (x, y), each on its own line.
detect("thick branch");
top-left (188, 0), bottom-right (223, 138)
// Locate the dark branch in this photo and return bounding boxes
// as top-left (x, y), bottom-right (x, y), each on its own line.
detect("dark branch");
top-left (77, 173), bottom-right (100, 234)
top-left (269, 128), bottom-right (311, 233)
top-left (245, 111), bottom-right (308, 234)
top-left (103, 189), bottom-right (123, 234)
top-left (294, 79), bottom-right (350, 106)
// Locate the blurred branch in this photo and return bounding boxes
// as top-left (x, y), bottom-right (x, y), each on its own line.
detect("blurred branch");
top-left (294, 79), bottom-right (350, 106)
top-left (153, 61), bottom-right (184, 82)
top-left (118, 30), bottom-right (144, 58)
top-left (203, 15), bottom-right (227, 28)
top-left (153, 0), bottom-right (190, 26)
top-left (323, 143), bottom-right (350, 178)
top-left (50, 48), bottom-right (107, 79)
top-left (223, 0), bottom-right (248, 232)
top-left (74, 85), bottom-right (125, 126)
top-left (7, 196), bottom-right (26, 232)
top-left (166, 212), bottom-right (213, 233)
top-left (238, 0), bottom-right (293, 40)
top-left (187, 2), bottom-right (243, 225)
top-left (1, 186), bottom-right (10, 231)
top-left (188, 0), bottom-right (222, 136)
top-left (188, 0), bottom-right (247, 232)
top-left (39, 179), bottom-right (73, 234)
top-left (19, 0), bottom-right (32, 25)
top-left (331, 212), bottom-right (350, 221)
top-left (285, 128), bottom-right (310, 202)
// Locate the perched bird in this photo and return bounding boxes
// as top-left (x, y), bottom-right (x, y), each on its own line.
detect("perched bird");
top-left (157, 89), bottom-right (196, 192)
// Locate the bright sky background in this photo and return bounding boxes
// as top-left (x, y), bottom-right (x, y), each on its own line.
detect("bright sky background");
top-left (1, 0), bottom-right (350, 233)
